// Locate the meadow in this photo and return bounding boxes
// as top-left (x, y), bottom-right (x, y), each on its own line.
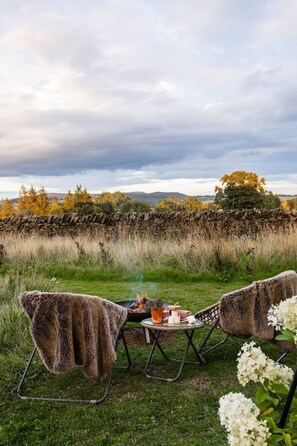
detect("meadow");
top-left (1, 230), bottom-right (297, 446)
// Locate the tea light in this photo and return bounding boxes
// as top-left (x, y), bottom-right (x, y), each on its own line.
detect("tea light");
top-left (173, 315), bottom-right (180, 324)
top-left (168, 315), bottom-right (175, 325)
top-left (171, 310), bottom-right (179, 319)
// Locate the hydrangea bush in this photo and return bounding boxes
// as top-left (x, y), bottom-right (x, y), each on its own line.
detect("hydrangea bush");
top-left (219, 296), bottom-right (297, 446)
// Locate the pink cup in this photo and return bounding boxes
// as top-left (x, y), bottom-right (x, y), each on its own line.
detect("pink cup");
top-left (162, 310), bottom-right (170, 319)
top-left (178, 310), bottom-right (191, 319)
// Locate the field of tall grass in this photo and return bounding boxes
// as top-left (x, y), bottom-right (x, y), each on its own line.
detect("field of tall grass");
top-left (2, 227), bottom-right (297, 274)
top-left (1, 228), bottom-right (296, 445)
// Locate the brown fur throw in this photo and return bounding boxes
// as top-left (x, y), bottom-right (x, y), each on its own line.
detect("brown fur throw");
top-left (20, 291), bottom-right (127, 380)
top-left (219, 270), bottom-right (297, 341)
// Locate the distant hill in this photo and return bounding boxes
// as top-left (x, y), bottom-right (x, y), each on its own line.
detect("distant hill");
top-left (45, 191), bottom-right (214, 206)
top-left (127, 191), bottom-right (214, 205)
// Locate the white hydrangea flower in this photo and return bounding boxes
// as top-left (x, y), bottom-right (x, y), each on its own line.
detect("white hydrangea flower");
top-left (219, 392), bottom-right (271, 446)
top-left (237, 342), bottom-right (293, 388)
top-left (267, 296), bottom-right (297, 338)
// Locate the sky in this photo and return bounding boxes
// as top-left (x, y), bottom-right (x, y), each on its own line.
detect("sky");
top-left (1, 0), bottom-right (297, 199)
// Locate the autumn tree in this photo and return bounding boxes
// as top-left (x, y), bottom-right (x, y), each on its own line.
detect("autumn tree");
top-left (0, 199), bottom-right (15, 218)
top-left (72, 185), bottom-right (92, 214)
top-left (182, 196), bottom-right (203, 212)
top-left (63, 191), bottom-right (75, 213)
top-left (215, 171), bottom-right (280, 210)
top-left (27, 186), bottom-right (38, 214)
top-left (17, 185), bottom-right (29, 215)
top-left (282, 197), bottom-right (297, 212)
top-left (35, 187), bottom-right (49, 216)
top-left (48, 197), bottom-right (63, 215)
top-left (73, 185), bottom-right (91, 205)
top-left (94, 191), bottom-right (131, 213)
top-left (155, 196), bottom-right (182, 212)
top-left (219, 171), bottom-right (266, 192)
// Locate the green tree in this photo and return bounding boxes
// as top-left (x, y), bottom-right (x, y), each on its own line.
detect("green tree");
top-left (215, 171), bottom-right (280, 210)
top-left (121, 199), bottom-right (151, 213)
top-left (94, 202), bottom-right (114, 215)
top-left (74, 202), bottom-right (95, 216)
top-left (94, 191), bottom-right (131, 212)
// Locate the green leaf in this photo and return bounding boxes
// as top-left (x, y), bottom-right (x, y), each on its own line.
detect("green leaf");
top-left (257, 400), bottom-right (274, 411)
top-left (283, 432), bottom-right (293, 446)
top-left (256, 387), bottom-right (271, 403)
top-left (290, 397), bottom-right (297, 409)
top-left (289, 413), bottom-right (297, 423)
top-left (268, 434), bottom-right (285, 445)
top-left (266, 417), bottom-right (277, 431)
top-left (271, 383), bottom-right (290, 395)
top-left (275, 331), bottom-right (295, 341)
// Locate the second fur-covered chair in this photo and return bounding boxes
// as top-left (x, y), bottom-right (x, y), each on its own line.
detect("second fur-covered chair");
top-left (17, 291), bottom-right (130, 404)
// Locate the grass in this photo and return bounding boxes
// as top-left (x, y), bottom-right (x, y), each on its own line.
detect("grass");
top-left (0, 231), bottom-right (297, 445)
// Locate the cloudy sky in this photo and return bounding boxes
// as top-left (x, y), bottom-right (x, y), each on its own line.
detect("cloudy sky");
top-left (1, 0), bottom-right (297, 198)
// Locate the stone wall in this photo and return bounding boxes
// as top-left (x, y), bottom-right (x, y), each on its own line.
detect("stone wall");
top-left (0, 209), bottom-right (296, 240)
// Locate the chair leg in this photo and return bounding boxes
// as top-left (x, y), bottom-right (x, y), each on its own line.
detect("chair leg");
top-left (198, 318), bottom-right (243, 355)
top-left (276, 351), bottom-right (288, 364)
top-left (114, 328), bottom-right (132, 370)
top-left (198, 318), bottom-right (221, 355)
top-left (17, 330), bottom-right (128, 404)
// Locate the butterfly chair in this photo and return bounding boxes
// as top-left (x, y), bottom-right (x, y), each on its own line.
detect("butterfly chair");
top-left (17, 291), bottom-right (131, 404)
top-left (195, 270), bottom-right (297, 362)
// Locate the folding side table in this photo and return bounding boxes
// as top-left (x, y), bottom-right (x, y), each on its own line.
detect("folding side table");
top-left (141, 318), bottom-right (205, 382)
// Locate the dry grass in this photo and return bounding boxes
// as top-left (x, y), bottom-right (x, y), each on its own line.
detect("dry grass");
top-left (1, 228), bottom-right (296, 275)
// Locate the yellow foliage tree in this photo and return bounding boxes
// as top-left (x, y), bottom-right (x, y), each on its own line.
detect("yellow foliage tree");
top-left (73, 185), bottom-right (91, 205)
top-left (48, 197), bottom-right (63, 215)
top-left (27, 186), bottom-right (38, 214)
top-left (35, 187), bottom-right (49, 216)
top-left (282, 198), bottom-right (297, 212)
top-left (155, 196), bottom-right (182, 212)
top-left (218, 171), bottom-right (266, 192)
top-left (17, 185), bottom-right (29, 215)
top-left (0, 199), bottom-right (15, 218)
top-left (63, 191), bottom-right (74, 213)
top-left (182, 196), bottom-right (203, 212)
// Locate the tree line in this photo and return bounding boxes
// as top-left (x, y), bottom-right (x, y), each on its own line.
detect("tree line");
top-left (0, 185), bottom-right (206, 218)
top-left (0, 171), bottom-right (295, 218)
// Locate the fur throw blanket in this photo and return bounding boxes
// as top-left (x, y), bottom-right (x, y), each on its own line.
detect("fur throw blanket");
top-left (20, 291), bottom-right (128, 380)
top-left (219, 270), bottom-right (297, 341)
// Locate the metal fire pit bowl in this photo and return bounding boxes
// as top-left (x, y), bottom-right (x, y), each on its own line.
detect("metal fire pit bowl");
top-left (116, 300), bottom-right (172, 323)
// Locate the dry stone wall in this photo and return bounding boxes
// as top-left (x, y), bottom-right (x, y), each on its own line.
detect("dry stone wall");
top-left (0, 209), bottom-right (296, 240)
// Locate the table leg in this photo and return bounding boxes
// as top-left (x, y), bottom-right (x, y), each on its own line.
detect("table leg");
top-left (185, 331), bottom-right (206, 365)
top-left (144, 329), bottom-right (204, 382)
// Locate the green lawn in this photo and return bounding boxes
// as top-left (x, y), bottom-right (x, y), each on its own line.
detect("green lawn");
top-left (1, 277), bottom-right (296, 446)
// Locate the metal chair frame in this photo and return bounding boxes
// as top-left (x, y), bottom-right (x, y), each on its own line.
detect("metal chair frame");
top-left (195, 302), bottom-right (288, 362)
top-left (17, 328), bottom-right (131, 405)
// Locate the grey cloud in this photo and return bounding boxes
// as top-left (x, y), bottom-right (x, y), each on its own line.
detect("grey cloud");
top-left (0, 0), bottom-right (297, 181)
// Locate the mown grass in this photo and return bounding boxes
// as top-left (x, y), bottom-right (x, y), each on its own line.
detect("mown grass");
top-left (0, 232), bottom-right (297, 445)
